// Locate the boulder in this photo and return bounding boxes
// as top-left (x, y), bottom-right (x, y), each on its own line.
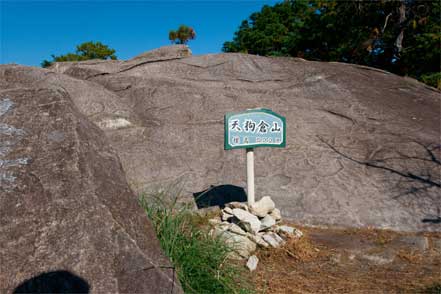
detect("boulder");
top-left (2, 47), bottom-right (440, 232)
top-left (232, 208), bottom-right (261, 234)
top-left (0, 87), bottom-right (181, 293)
top-left (246, 255), bottom-right (259, 272)
top-left (249, 196), bottom-right (276, 217)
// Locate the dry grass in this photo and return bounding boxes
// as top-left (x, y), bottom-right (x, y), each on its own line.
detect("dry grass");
top-left (252, 225), bottom-right (441, 294)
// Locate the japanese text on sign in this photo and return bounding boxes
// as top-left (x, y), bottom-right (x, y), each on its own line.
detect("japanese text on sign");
top-left (224, 109), bottom-right (286, 150)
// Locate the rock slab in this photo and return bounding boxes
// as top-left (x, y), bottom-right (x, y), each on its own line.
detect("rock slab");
top-left (0, 87), bottom-right (181, 293)
top-left (2, 45), bottom-right (440, 232)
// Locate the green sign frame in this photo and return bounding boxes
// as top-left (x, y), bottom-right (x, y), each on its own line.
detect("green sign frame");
top-left (224, 108), bottom-right (286, 150)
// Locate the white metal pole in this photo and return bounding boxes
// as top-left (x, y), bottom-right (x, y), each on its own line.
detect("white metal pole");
top-left (246, 148), bottom-right (255, 205)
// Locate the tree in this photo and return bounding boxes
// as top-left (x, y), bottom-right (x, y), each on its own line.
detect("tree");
top-left (75, 41), bottom-right (117, 60)
top-left (223, 0), bottom-right (440, 89)
top-left (42, 41), bottom-right (117, 68)
top-left (169, 25), bottom-right (196, 45)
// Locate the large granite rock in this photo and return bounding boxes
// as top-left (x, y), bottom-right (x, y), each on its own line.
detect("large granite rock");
top-left (2, 45), bottom-right (440, 232)
top-left (0, 82), bottom-right (182, 292)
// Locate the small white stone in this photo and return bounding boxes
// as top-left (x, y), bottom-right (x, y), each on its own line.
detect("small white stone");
top-left (218, 230), bottom-right (256, 258)
top-left (246, 255), bottom-right (259, 272)
top-left (273, 233), bottom-right (285, 244)
top-left (249, 196), bottom-right (275, 217)
top-left (269, 208), bottom-right (282, 221)
top-left (278, 225), bottom-right (294, 234)
top-left (226, 202), bottom-right (249, 211)
top-left (262, 232), bottom-right (285, 248)
top-left (232, 208), bottom-right (261, 234)
top-left (247, 233), bottom-right (269, 248)
top-left (97, 117), bottom-right (132, 130)
top-left (227, 223), bottom-right (247, 236)
top-left (259, 215), bottom-right (276, 231)
top-left (221, 211), bottom-right (233, 221)
top-left (293, 229), bottom-right (303, 238)
top-left (278, 225), bottom-right (303, 238)
top-left (223, 207), bottom-right (233, 214)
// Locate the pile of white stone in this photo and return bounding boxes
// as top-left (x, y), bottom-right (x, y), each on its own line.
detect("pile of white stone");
top-left (208, 196), bottom-right (303, 264)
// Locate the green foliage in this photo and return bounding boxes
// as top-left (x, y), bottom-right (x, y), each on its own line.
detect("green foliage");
top-left (75, 41), bottom-right (117, 60)
top-left (41, 41), bottom-right (117, 67)
top-left (139, 188), bottom-right (253, 294)
top-left (223, 0), bottom-right (440, 88)
top-left (169, 25), bottom-right (196, 45)
top-left (421, 72), bottom-right (441, 89)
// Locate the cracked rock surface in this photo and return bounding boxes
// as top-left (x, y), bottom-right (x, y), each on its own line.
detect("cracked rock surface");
top-left (1, 44), bottom-right (440, 232)
top-left (0, 86), bottom-right (182, 292)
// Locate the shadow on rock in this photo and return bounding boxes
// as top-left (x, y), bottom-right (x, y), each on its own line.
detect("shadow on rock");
top-left (422, 217), bottom-right (441, 224)
top-left (14, 270), bottom-right (90, 294)
top-left (193, 184), bottom-right (247, 209)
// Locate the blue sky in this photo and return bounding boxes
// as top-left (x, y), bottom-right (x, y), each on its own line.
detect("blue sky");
top-left (1, 0), bottom-right (279, 66)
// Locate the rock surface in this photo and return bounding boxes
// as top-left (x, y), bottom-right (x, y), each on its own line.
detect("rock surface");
top-left (0, 85), bottom-right (181, 292)
top-left (2, 44), bottom-right (440, 232)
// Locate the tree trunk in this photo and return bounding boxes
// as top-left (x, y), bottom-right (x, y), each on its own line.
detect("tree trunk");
top-left (395, 1), bottom-right (406, 53)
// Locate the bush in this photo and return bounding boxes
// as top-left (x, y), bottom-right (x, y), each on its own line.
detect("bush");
top-left (420, 72), bottom-right (441, 90)
top-left (169, 25), bottom-right (196, 45)
top-left (41, 41), bottom-right (117, 67)
top-left (139, 187), bottom-right (253, 294)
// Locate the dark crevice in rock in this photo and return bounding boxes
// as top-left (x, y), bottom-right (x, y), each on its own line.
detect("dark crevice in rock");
top-left (322, 109), bottom-right (356, 124)
top-left (118, 57), bottom-right (185, 73)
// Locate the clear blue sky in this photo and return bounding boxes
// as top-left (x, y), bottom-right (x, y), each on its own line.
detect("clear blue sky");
top-left (0, 0), bottom-right (279, 67)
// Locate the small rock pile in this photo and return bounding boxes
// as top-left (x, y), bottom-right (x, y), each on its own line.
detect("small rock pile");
top-left (208, 196), bottom-right (303, 261)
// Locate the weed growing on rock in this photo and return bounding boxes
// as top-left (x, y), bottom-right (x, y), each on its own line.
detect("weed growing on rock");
top-left (139, 189), bottom-right (253, 294)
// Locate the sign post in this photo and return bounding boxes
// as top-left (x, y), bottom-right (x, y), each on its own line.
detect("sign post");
top-left (224, 108), bottom-right (286, 206)
top-left (246, 148), bottom-right (255, 205)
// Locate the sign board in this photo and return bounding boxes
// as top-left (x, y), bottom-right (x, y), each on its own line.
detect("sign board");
top-left (224, 108), bottom-right (286, 150)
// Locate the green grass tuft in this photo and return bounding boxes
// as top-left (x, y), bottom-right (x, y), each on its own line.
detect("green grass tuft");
top-left (139, 188), bottom-right (253, 294)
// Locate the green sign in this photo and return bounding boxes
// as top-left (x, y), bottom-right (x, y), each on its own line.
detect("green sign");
top-left (224, 108), bottom-right (286, 150)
